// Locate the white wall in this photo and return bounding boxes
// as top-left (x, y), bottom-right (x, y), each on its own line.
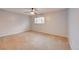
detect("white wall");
top-left (68, 9), bottom-right (79, 49)
top-left (0, 10), bottom-right (30, 37)
top-left (32, 10), bottom-right (68, 37)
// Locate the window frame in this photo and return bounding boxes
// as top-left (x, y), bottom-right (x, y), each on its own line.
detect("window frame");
top-left (34, 16), bottom-right (45, 24)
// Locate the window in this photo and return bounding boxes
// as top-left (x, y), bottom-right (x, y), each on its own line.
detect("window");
top-left (34, 17), bottom-right (45, 24)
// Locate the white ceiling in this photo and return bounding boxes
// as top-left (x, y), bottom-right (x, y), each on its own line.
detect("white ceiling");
top-left (1, 8), bottom-right (66, 15)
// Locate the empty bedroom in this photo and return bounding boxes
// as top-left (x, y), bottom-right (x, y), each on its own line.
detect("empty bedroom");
top-left (0, 8), bottom-right (71, 50)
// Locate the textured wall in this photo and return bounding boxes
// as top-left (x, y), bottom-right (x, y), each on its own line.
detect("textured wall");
top-left (68, 9), bottom-right (79, 49)
top-left (32, 10), bottom-right (68, 37)
top-left (0, 10), bottom-right (30, 37)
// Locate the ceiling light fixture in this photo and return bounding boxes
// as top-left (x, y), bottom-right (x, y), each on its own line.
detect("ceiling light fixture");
top-left (30, 8), bottom-right (35, 15)
top-left (24, 8), bottom-right (40, 15)
top-left (30, 11), bottom-right (35, 15)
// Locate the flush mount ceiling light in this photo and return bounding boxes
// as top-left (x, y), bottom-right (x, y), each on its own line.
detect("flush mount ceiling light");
top-left (24, 8), bottom-right (40, 15)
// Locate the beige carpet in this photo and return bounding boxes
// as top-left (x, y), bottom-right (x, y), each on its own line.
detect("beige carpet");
top-left (0, 31), bottom-right (70, 50)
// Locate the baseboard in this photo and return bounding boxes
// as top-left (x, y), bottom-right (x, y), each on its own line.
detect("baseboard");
top-left (28, 30), bottom-right (68, 39)
top-left (0, 30), bottom-right (29, 38)
top-left (0, 29), bottom-right (68, 39)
